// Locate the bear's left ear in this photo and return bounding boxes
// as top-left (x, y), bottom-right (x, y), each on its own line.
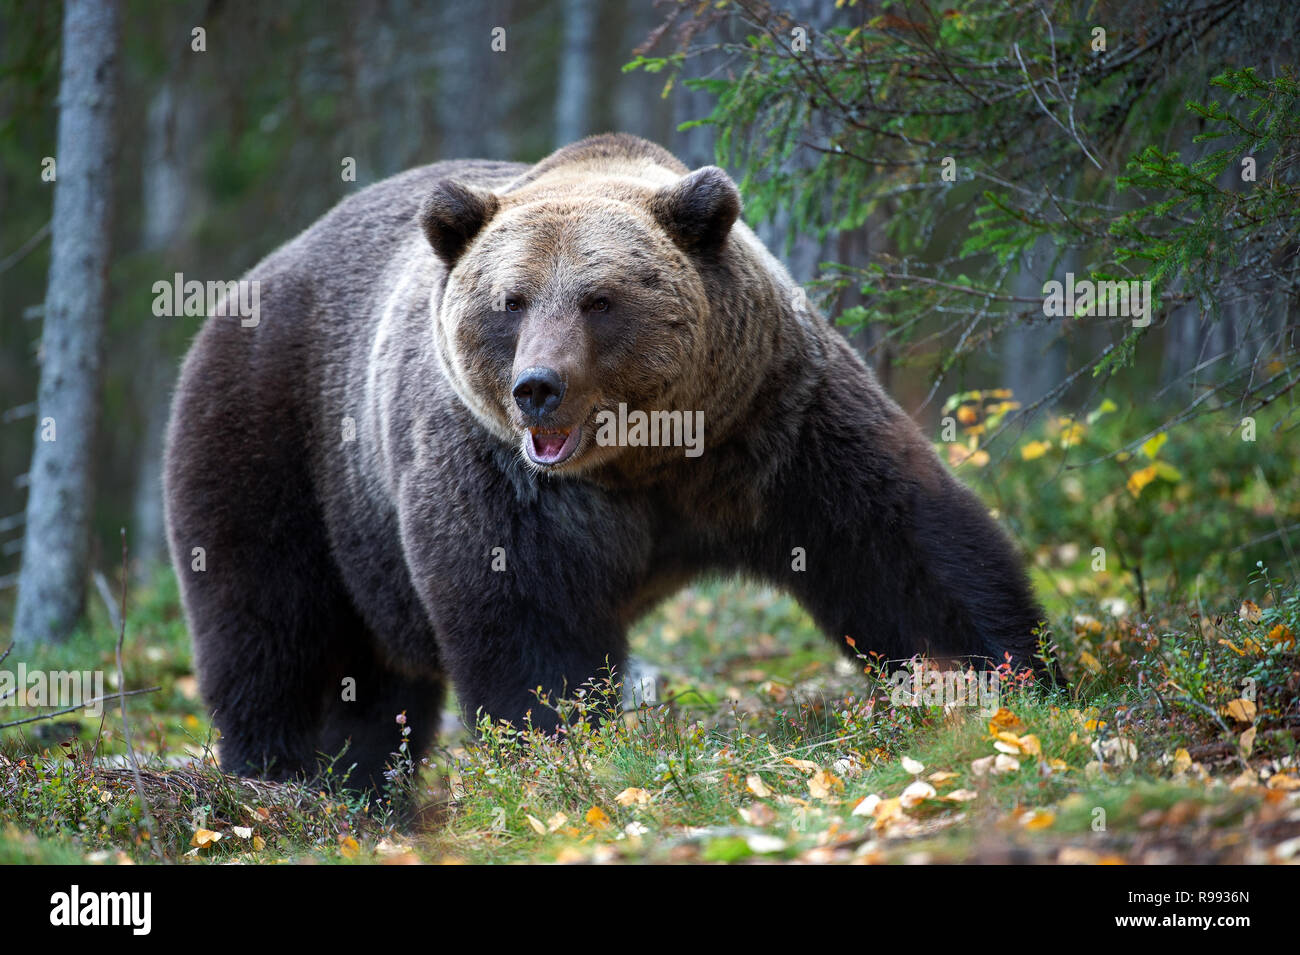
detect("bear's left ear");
top-left (419, 180), bottom-right (500, 267)
top-left (649, 166), bottom-right (741, 258)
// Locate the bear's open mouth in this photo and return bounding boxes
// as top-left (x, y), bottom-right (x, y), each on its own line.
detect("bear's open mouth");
top-left (525, 425), bottom-right (581, 466)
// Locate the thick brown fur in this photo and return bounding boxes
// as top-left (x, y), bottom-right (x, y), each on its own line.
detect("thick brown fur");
top-left (164, 134), bottom-right (1048, 789)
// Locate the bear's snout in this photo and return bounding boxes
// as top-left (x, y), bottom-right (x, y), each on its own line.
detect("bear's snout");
top-left (511, 366), bottom-right (566, 420)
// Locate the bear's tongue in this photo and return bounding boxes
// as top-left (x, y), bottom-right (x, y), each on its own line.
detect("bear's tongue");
top-left (529, 427), bottom-right (574, 464)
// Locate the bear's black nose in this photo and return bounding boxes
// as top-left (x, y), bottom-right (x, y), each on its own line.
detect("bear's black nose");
top-left (512, 367), bottom-right (566, 418)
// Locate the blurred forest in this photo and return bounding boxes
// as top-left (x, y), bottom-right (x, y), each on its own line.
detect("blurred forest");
top-left (1, 0), bottom-right (1297, 639)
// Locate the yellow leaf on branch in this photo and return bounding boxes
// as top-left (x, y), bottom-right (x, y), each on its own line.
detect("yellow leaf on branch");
top-left (1126, 465), bottom-right (1159, 498)
top-left (1021, 440), bottom-right (1052, 460)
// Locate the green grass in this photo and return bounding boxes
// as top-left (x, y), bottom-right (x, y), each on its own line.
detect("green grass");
top-left (1, 565), bottom-right (1298, 864)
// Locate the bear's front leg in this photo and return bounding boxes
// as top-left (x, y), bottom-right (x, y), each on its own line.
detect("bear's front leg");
top-left (438, 604), bottom-right (628, 733)
top-left (396, 463), bottom-right (646, 731)
top-left (758, 348), bottom-right (1052, 682)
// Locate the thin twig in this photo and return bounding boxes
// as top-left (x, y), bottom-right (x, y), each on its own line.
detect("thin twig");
top-left (92, 569), bottom-right (123, 635)
top-left (1012, 39), bottom-right (1102, 170)
top-left (0, 685), bottom-right (160, 729)
top-left (0, 220), bottom-right (51, 274)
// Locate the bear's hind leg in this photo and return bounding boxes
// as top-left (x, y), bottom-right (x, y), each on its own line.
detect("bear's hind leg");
top-left (190, 595), bottom-right (334, 783)
top-left (169, 439), bottom-right (358, 780)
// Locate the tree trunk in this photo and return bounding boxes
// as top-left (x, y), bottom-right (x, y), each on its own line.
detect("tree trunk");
top-left (1002, 236), bottom-right (1068, 408)
top-left (554, 0), bottom-right (595, 147)
top-left (12, 0), bottom-right (121, 646)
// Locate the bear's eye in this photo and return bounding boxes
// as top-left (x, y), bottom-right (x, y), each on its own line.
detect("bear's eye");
top-left (589, 296), bottom-right (611, 314)
top-left (503, 297), bottom-right (523, 313)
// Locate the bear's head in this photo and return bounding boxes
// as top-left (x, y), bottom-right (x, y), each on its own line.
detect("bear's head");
top-left (419, 161), bottom-right (749, 477)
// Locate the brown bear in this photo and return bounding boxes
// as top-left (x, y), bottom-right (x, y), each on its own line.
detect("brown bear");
top-left (164, 133), bottom-right (1048, 788)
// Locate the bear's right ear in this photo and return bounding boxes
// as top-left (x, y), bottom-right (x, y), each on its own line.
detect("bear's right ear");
top-left (649, 166), bottom-right (741, 258)
top-left (419, 180), bottom-right (500, 267)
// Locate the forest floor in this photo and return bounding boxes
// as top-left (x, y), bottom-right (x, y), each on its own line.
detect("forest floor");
top-left (1, 568), bottom-right (1298, 865)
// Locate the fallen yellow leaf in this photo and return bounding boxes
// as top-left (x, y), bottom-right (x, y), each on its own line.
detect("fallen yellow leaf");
top-left (1021, 809), bottom-right (1056, 830)
top-left (615, 787), bottom-right (651, 807)
top-left (190, 828), bottom-right (222, 849)
top-left (1229, 769), bottom-right (1260, 791)
top-left (1239, 726), bottom-right (1257, 758)
top-left (899, 780), bottom-right (936, 808)
top-left (739, 803), bottom-right (777, 826)
top-left (988, 708), bottom-right (1026, 734)
top-left (851, 794), bottom-right (881, 817)
top-left (871, 797), bottom-right (903, 829)
top-left (1222, 698), bottom-right (1257, 723)
top-left (993, 754), bottom-right (1021, 774)
top-left (808, 770), bottom-right (844, 800)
